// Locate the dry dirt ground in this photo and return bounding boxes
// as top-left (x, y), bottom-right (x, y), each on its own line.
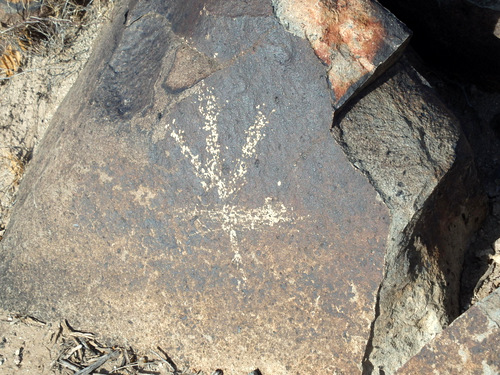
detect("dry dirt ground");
top-left (0, 1), bottom-right (499, 374)
top-left (0, 310), bottom-right (202, 374)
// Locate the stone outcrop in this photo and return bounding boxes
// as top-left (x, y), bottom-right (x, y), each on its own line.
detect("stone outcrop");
top-left (272, 0), bottom-right (410, 110)
top-left (333, 59), bottom-right (487, 373)
top-left (0, 0), bottom-right (491, 374)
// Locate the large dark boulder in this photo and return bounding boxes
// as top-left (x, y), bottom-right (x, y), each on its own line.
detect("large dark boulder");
top-left (333, 59), bottom-right (487, 373)
top-left (0, 1), bottom-right (391, 373)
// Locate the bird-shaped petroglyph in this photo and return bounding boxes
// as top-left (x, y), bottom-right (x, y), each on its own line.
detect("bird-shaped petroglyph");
top-left (165, 83), bottom-right (300, 267)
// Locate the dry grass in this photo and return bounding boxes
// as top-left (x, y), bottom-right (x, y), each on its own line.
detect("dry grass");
top-left (0, 146), bottom-right (29, 208)
top-left (0, 0), bottom-right (110, 78)
top-left (0, 44), bottom-right (22, 76)
top-left (3, 147), bottom-right (27, 186)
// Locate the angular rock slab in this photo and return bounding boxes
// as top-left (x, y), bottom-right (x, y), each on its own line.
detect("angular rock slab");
top-left (0, 1), bottom-right (390, 373)
top-left (397, 287), bottom-right (500, 374)
top-left (273, 0), bottom-right (411, 110)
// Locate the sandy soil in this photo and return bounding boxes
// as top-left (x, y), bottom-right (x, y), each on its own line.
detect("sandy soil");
top-left (0, 308), bottom-right (197, 374)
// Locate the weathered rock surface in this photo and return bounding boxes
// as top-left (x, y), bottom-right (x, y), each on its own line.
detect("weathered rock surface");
top-left (273, 0), bottom-right (410, 110)
top-left (0, 0), bottom-right (393, 373)
top-left (333, 58), bottom-right (487, 373)
top-left (397, 287), bottom-right (500, 374)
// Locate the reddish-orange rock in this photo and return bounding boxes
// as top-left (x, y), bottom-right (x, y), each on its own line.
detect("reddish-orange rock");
top-left (272, 0), bottom-right (410, 109)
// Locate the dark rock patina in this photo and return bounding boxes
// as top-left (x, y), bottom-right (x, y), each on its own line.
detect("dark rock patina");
top-left (0, 0), bottom-right (392, 373)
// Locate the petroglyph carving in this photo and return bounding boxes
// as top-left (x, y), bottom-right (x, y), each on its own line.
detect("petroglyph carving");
top-left (165, 83), bottom-right (298, 266)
